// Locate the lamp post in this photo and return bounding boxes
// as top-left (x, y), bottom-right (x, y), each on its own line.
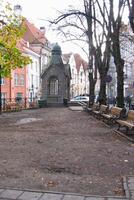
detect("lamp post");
top-left (88, 67), bottom-right (93, 107)
top-left (89, 68), bottom-right (93, 74)
top-left (105, 75), bottom-right (112, 106)
top-left (30, 84), bottom-right (34, 101)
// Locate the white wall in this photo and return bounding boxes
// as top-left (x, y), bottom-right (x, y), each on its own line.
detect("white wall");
top-left (26, 52), bottom-right (40, 100)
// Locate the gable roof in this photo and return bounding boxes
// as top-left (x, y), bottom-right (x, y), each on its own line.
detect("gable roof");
top-left (17, 38), bottom-right (40, 57)
top-left (82, 59), bottom-right (88, 71)
top-left (23, 19), bottom-right (47, 44)
top-left (17, 39), bottom-right (27, 53)
top-left (74, 53), bottom-right (88, 72)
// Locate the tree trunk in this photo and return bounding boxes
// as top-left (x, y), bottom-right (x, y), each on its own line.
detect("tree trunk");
top-left (109, 0), bottom-right (125, 108)
top-left (112, 38), bottom-right (124, 108)
top-left (99, 73), bottom-right (107, 105)
top-left (128, 0), bottom-right (134, 33)
top-left (116, 61), bottom-right (124, 107)
top-left (89, 73), bottom-right (96, 106)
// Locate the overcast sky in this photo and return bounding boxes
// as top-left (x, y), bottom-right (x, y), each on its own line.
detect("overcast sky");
top-left (8, 0), bottom-right (129, 60)
top-left (8, 0), bottom-right (86, 57)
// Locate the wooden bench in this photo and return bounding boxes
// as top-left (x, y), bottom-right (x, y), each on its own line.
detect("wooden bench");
top-left (93, 104), bottom-right (109, 119)
top-left (77, 101), bottom-right (88, 110)
top-left (116, 110), bottom-right (134, 133)
top-left (101, 106), bottom-right (124, 125)
top-left (87, 103), bottom-right (100, 114)
top-left (6, 102), bottom-right (21, 111)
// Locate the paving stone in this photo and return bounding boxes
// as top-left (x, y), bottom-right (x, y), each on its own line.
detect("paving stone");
top-left (0, 189), bottom-right (23, 199)
top-left (18, 191), bottom-right (42, 200)
top-left (0, 199), bottom-right (10, 200)
top-left (0, 199), bottom-right (12, 200)
top-left (107, 198), bottom-right (127, 200)
top-left (40, 193), bottom-right (63, 200)
top-left (128, 177), bottom-right (134, 183)
top-left (69, 106), bottom-right (83, 111)
top-left (0, 189), bottom-right (4, 194)
top-left (85, 197), bottom-right (105, 200)
top-left (128, 183), bottom-right (134, 190)
top-left (131, 191), bottom-right (134, 199)
top-left (63, 194), bottom-right (85, 200)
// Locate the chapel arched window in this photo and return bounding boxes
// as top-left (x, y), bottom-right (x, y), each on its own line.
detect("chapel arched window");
top-left (49, 77), bottom-right (59, 95)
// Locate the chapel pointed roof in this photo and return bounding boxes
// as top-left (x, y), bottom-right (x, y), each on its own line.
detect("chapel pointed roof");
top-left (49, 43), bottom-right (63, 65)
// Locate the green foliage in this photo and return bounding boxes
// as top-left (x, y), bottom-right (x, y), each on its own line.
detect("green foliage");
top-left (0, 1), bottom-right (31, 77)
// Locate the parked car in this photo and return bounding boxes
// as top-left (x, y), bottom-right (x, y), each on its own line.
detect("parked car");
top-left (70, 95), bottom-right (89, 102)
top-left (95, 95), bottom-right (99, 102)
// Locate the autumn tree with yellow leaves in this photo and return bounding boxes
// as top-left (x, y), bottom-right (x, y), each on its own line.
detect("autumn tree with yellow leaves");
top-left (0, 0), bottom-right (31, 77)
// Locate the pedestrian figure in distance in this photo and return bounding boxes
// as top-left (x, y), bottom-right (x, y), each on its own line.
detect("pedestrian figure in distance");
top-left (126, 95), bottom-right (131, 110)
top-left (131, 95), bottom-right (134, 110)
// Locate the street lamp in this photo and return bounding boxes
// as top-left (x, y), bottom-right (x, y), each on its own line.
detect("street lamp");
top-left (29, 84), bottom-right (34, 101)
top-left (88, 67), bottom-right (93, 107)
top-left (88, 68), bottom-right (93, 74)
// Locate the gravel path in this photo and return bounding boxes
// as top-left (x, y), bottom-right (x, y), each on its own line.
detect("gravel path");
top-left (0, 107), bottom-right (133, 196)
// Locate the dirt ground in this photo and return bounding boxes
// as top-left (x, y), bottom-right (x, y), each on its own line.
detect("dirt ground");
top-left (0, 107), bottom-right (133, 196)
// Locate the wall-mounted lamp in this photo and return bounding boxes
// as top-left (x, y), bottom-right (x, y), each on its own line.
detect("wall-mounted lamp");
top-left (88, 68), bottom-right (93, 74)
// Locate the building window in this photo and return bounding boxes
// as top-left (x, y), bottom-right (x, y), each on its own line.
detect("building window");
top-left (35, 61), bottom-right (38, 72)
top-left (1, 93), bottom-right (6, 106)
top-left (1, 78), bottom-right (5, 85)
top-left (49, 77), bottom-right (58, 95)
top-left (14, 73), bottom-right (19, 86)
top-left (16, 92), bottom-right (23, 103)
top-left (1, 92), bottom-right (6, 98)
top-left (31, 74), bottom-right (34, 86)
top-left (44, 56), bottom-right (48, 65)
top-left (16, 92), bottom-right (22, 98)
top-left (36, 76), bottom-right (39, 88)
top-left (20, 74), bottom-right (25, 86)
top-left (31, 62), bottom-right (33, 70)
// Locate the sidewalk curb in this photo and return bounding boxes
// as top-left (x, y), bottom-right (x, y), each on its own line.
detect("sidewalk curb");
top-left (123, 176), bottom-right (131, 199)
top-left (114, 130), bottom-right (134, 143)
top-left (0, 187), bottom-right (127, 199)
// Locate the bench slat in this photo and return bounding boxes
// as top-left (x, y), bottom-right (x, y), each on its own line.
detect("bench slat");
top-left (102, 106), bottom-right (124, 125)
top-left (116, 110), bottom-right (134, 133)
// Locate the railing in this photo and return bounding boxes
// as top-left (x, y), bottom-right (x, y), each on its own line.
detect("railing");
top-left (1, 97), bottom-right (38, 112)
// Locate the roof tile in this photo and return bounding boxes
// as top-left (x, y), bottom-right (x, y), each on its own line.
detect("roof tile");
top-left (23, 19), bottom-right (47, 44)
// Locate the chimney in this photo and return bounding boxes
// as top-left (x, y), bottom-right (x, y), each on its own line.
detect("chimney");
top-left (14, 5), bottom-right (22, 16)
top-left (40, 26), bottom-right (46, 35)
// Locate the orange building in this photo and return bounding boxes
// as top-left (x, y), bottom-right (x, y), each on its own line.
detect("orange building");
top-left (1, 39), bottom-right (28, 101)
top-left (1, 17), bottom-right (51, 103)
top-left (1, 67), bottom-right (27, 101)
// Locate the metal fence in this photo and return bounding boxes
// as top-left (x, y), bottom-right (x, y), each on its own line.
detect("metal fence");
top-left (1, 97), bottom-right (38, 112)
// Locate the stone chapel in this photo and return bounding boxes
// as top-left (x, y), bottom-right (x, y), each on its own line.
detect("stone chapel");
top-left (41, 43), bottom-right (71, 106)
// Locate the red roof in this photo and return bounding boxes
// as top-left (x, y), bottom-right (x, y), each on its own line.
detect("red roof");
top-left (17, 38), bottom-right (40, 55)
top-left (82, 59), bottom-right (88, 70)
top-left (17, 39), bottom-right (27, 52)
top-left (23, 19), bottom-right (47, 44)
top-left (74, 54), bottom-right (88, 72)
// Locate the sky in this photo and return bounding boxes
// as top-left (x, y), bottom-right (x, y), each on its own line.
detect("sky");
top-left (8, 0), bottom-right (129, 60)
top-left (8, 0), bottom-right (86, 58)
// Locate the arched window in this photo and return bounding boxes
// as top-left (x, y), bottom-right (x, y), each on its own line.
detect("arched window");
top-left (49, 77), bottom-right (59, 95)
